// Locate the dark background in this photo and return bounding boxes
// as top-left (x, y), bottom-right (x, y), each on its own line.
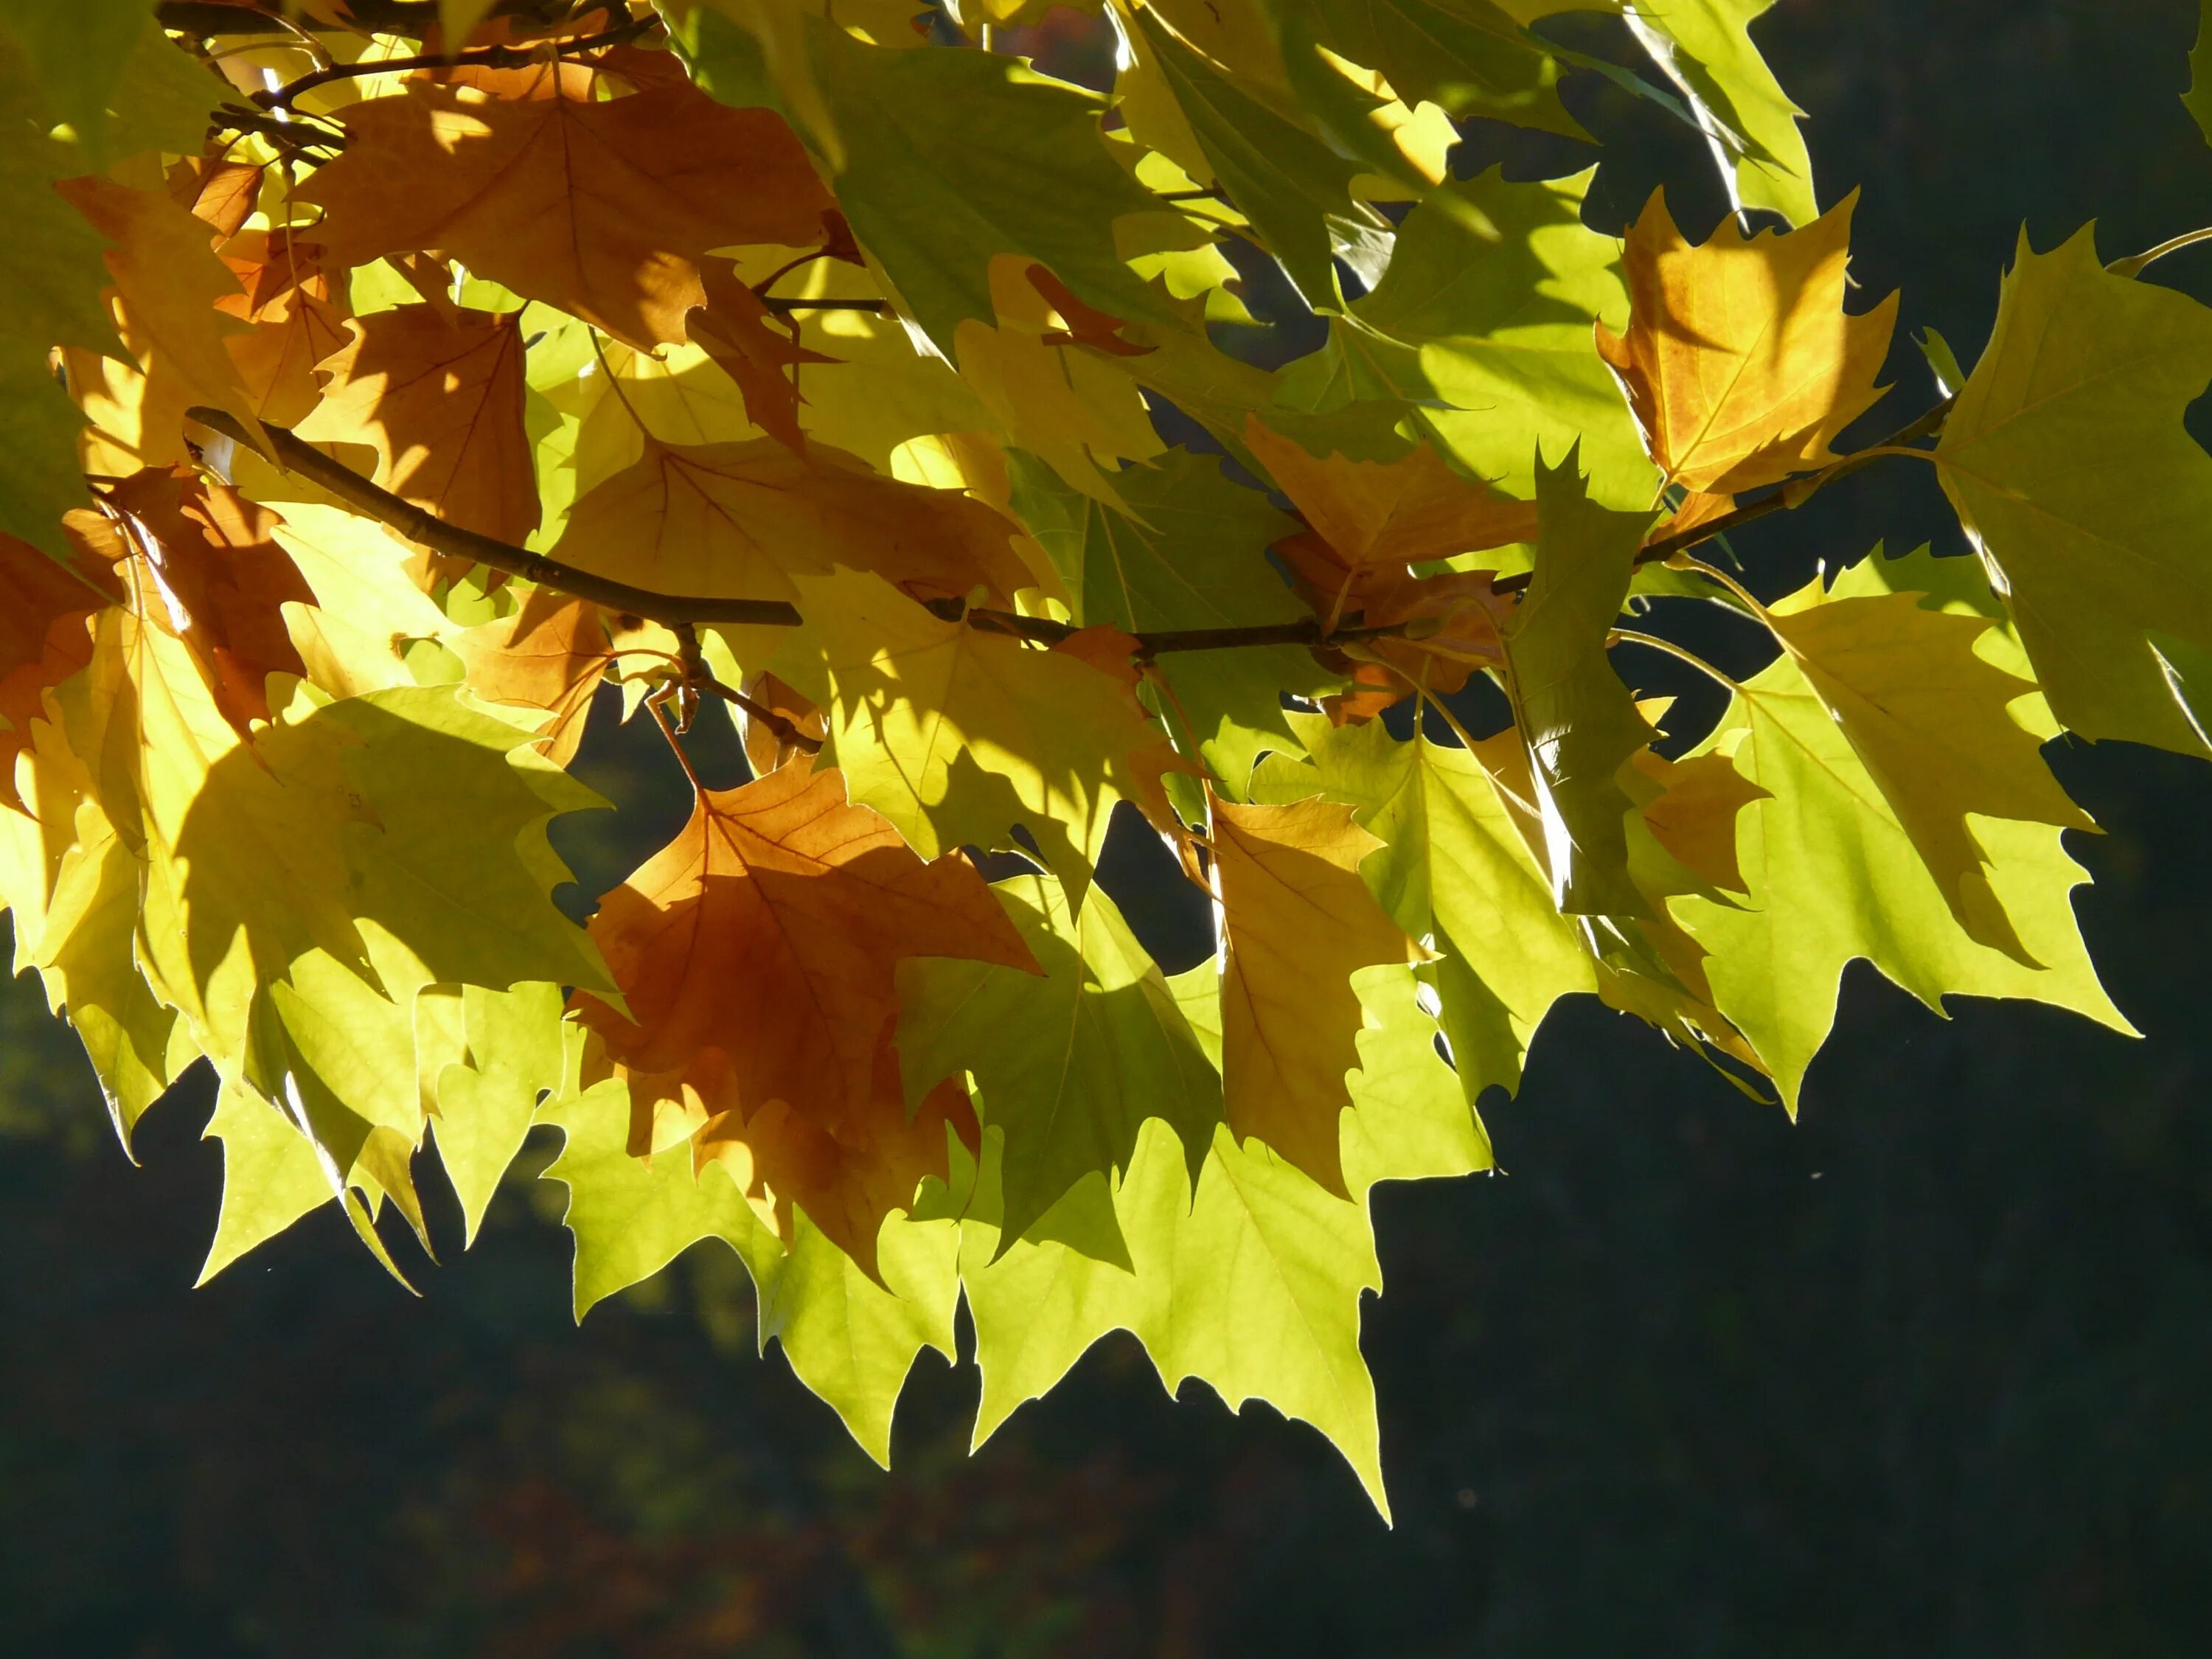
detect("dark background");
top-left (6, 2), bottom-right (2212, 1653)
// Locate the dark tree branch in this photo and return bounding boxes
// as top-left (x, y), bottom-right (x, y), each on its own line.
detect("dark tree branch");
top-left (185, 408), bottom-right (804, 628)
top-left (252, 12), bottom-right (661, 111)
top-left (1489, 397), bottom-right (1955, 599)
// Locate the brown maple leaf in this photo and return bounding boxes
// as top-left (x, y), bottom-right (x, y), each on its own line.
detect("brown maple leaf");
top-left (451, 589), bottom-right (613, 768)
top-left (549, 437), bottom-right (1037, 606)
top-left (568, 761), bottom-right (1038, 1270)
top-left (295, 304), bottom-right (538, 549)
top-left (686, 261), bottom-right (834, 453)
top-left (1211, 790), bottom-right (1427, 1197)
top-left (166, 156), bottom-right (263, 239)
top-left (298, 62), bottom-right (835, 350)
top-left (86, 467), bottom-right (315, 737)
top-left (0, 534), bottom-right (121, 810)
top-left (216, 232), bottom-right (353, 426)
top-left (1595, 189), bottom-right (1897, 495)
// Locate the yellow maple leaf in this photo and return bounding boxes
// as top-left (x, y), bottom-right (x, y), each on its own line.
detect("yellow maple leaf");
top-left (1595, 189), bottom-right (1896, 495)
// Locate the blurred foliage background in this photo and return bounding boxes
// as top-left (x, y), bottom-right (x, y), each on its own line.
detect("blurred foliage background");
top-left (7, 1), bottom-right (2212, 1653)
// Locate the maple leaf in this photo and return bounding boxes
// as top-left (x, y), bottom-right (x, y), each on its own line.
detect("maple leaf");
top-left (295, 304), bottom-right (539, 550)
top-left (57, 175), bottom-right (267, 452)
top-left (298, 62), bottom-right (833, 350)
top-left (1256, 713), bottom-right (1596, 1100)
top-left (1209, 790), bottom-right (1428, 1197)
top-left (550, 437), bottom-right (1036, 607)
top-left (1244, 416), bottom-right (1540, 575)
top-left (0, 531), bottom-right (115, 808)
top-left (1492, 451), bottom-right (1658, 917)
top-left (899, 872), bottom-right (1222, 1252)
top-left (214, 232), bottom-right (352, 428)
top-left (450, 589), bottom-right (613, 768)
top-left (954, 962), bottom-right (1484, 1517)
top-left (539, 1056), bottom-right (964, 1465)
top-left (1595, 189), bottom-right (1896, 495)
top-left (1673, 551), bottom-right (2132, 1105)
top-left (1933, 226), bottom-right (2212, 756)
top-left (566, 759), bottom-right (1037, 1272)
top-left (686, 260), bottom-right (832, 453)
top-left (1761, 580), bottom-right (2094, 962)
top-left (1631, 748), bottom-right (1766, 898)
top-left (167, 156), bottom-right (263, 240)
top-left (78, 467), bottom-right (314, 740)
top-left (796, 568), bottom-right (1179, 898)
top-left (1004, 446), bottom-right (1335, 788)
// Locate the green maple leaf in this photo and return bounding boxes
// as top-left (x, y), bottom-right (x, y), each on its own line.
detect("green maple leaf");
top-left (792, 566), bottom-right (1169, 901)
top-left (0, 38), bottom-right (121, 552)
top-left (1005, 445), bottom-right (1337, 789)
top-left (1132, 6), bottom-right (1387, 310)
top-left (1626, 0), bottom-right (1816, 226)
top-left (952, 961), bottom-right (1484, 1517)
top-left (1494, 451), bottom-right (1657, 917)
top-left (1303, 0), bottom-right (1579, 135)
top-left (1278, 167), bottom-right (1655, 510)
top-left (898, 872), bottom-right (1222, 1253)
top-left (431, 981), bottom-right (568, 1247)
top-left (537, 1056), bottom-right (961, 1465)
top-left (1674, 556), bottom-right (2135, 1106)
top-left (1257, 712), bottom-right (1595, 1097)
top-left (1934, 226), bottom-right (2212, 757)
top-left (198, 1077), bottom-right (356, 1284)
top-left (1760, 573), bottom-right (2094, 964)
top-left (675, 5), bottom-right (1170, 354)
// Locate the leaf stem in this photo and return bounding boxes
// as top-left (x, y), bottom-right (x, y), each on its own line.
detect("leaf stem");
top-left (2108, 226), bottom-right (2212, 279)
top-left (1610, 629), bottom-right (1742, 694)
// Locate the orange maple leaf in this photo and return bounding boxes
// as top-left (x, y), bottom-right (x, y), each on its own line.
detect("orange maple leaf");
top-left (549, 437), bottom-right (1037, 605)
top-left (166, 156), bottom-right (263, 239)
top-left (57, 176), bottom-right (266, 450)
top-left (451, 589), bottom-right (613, 768)
top-left (296, 304), bottom-right (538, 549)
top-left (1595, 189), bottom-right (1897, 495)
top-left (216, 232), bottom-right (352, 427)
top-left (298, 61), bottom-right (835, 350)
top-left (1211, 790), bottom-right (1428, 1197)
top-left (686, 261), bottom-right (835, 453)
top-left (1243, 417), bottom-right (1539, 580)
top-left (568, 761), bottom-right (1038, 1270)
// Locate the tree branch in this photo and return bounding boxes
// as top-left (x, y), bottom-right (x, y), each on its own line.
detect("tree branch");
top-left (1489, 397), bottom-right (1955, 599)
top-left (253, 12), bottom-right (661, 111)
top-left (186, 408), bottom-right (804, 628)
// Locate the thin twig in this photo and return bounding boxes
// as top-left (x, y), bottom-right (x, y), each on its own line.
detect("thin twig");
top-left (760, 299), bottom-right (888, 315)
top-left (695, 676), bottom-right (826, 757)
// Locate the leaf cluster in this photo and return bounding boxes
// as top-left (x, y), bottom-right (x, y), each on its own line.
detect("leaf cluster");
top-left (0, 0), bottom-right (2199, 1507)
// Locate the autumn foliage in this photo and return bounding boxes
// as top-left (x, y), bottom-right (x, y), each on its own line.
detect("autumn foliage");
top-left (0, 0), bottom-right (2205, 1509)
